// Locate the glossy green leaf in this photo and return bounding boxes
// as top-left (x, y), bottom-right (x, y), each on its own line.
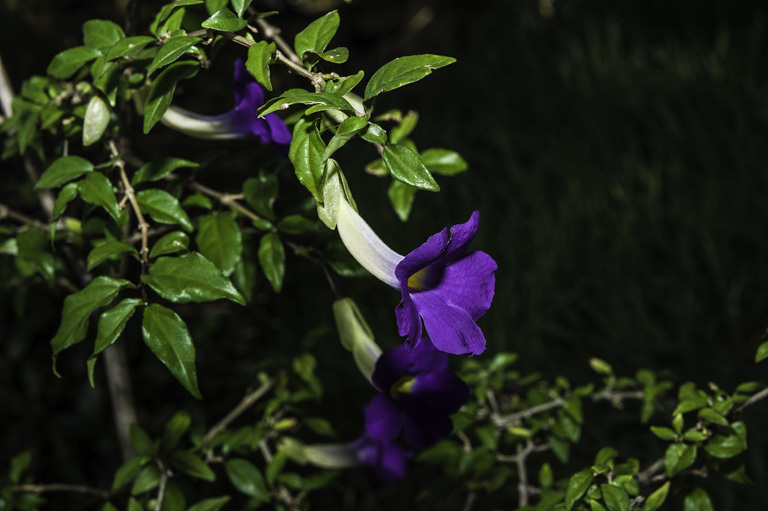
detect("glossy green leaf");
top-left (649, 426), bottom-right (677, 441)
top-left (594, 447), bottom-right (618, 467)
top-left (83, 19), bottom-right (125, 50)
top-left (243, 172), bottom-right (278, 220)
top-left (87, 240), bottom-right (138, 271)
top-left (246, 41), bottom-right (275, 91)
top-left (643, 481), bottom-right (670, 511)
top-left (135, 189), bottom-right (193, 231)
top-left (361, 123), bottom-right (387, 144)
top-left (143, 60), bottom-right (200, 133)
top-left (183, 193), bottom-right (213, 210)
top-left (683, 488), bottom-right (714, 511)
top-left (47, 46), bottom-right (101, 79)
top-left (565, 468), bottom-right (594, 510)
top-left (600, 484), bottom-right (629, 511)
top-left (756, 340), bottom-right (768, 362)
top-left (589, 500), bottom-right (608, 511)
top-left (196, 213), bottom-right (242, 276)
top-left (664, 443), bottom-right (697, 477)
top-left (170, 451), bottom-right (215, 481)
top-left (383, 143), bottom-right (439, 192)
top-left (322, 116), bottom-right (367, 162)
top-left (258, 232), bottom-right (285, 293)
top-left (36, 155), bottom-right (94, 189)
top-left (326, 70), bottom-right (365, 96)
top-left (202, 8), bottom-right (248, 32)
top-left (231, 0), bottom-right (252, 17)
top-left (149, 231), bottom-right (190, 259)
top-left (187, 496), bottom-right (231, 511)
top-left (363, 54), bottom-right (455, 102)
top-left (162, 410), bottom-right (191, 452)
top-left (79, 172), bottom-right (120, 221)
top-left (698, 407), bottom-right (728, 426)
top-left (259, 90), bottom-right (355, 117)
top-left (294, 11), bottom-right (339, 64)
top-left (317, 46), bottom-right (348, 64)
top-left (81, 94), bottom-right (111, 145)
top-left (421, 148), bottom-right (468, 176)
top-left (226, 459), bottom-right (269, 500)
top-left (204, 0), bottom-right (228, 14)
top-left (388, 179), bottom-right (416, 222)
top-left (147, 36), bottom-right (202, 76)
top-left (389, 111), bottom-right (418, 144)
top-left (142, 303), bottom-right (201, 399)
top-left (87, 298), bottom-right (143, 386)
top-left (132, 157), bottom-right (199, 185)
top-left (105, 36), bottom-right (156, 61)
top-left (151, 0), bottom-right (202, 35)
top-left (51, 277), bottom-right (131, 374)
top-left (131, 464), bottom-right (161, 495)
top-left (142, 252), bottom-right (245, 304)
top-left (704, 434), bottom-right (744, 458)
top-left (288, 116), bottom-right (325, 201)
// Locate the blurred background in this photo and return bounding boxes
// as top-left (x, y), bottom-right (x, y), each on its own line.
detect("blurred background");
top-left (2, 0), bottom-right (768, 508)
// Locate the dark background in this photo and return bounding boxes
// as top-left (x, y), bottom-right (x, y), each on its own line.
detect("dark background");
top-left (2, 0), bottom-right (768, 509)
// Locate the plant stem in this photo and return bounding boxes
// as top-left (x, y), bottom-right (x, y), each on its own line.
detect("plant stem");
top-left (203, 378), bottom-right (275, 444)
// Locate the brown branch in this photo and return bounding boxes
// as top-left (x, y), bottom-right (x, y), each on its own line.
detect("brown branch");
top-left (154, 461), bottom-right (168, 511)
top-left (494, 398), bottom-right (564, 427)
top-left (190, 181), bottom-right (264, 225)
top-left (0, 203), bottom-right (50, 230)
top-left (734, 386), bottom-right (768, 415)
top-left (13, 483), bottom-right (109, 500)
top-left (251, 17), bottom-right (302, 65)
top-left (110, 141), bottom-right (149, 262)
top-left (203, 378), bottom-right (275, 445)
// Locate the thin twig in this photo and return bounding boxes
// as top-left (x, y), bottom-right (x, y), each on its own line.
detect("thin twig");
top-left (190, 181), bottom-right (264, 224)
top-left (110, 141), bottom-right (149, 262)
top-left (734, 386), bottom-right (768, 415)
top-left (637, 457), bottom-right (665, 485)
top-left (251, 17), bottom-right (303, 65)
top-left (494, 398), bottom-right (564, 427)
top-left (154, 461), bottom-right (168, 511)
top-left (203, 378), bottom-right (275, 445)
top-left (13, 483), bottom-right (109, 500)
top-left (0, 203), bottom-right (50, 230)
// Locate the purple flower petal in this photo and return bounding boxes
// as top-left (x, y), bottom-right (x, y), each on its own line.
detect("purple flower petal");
top-left (408, 368), bottom-right (470, 415)
top-left (395, 227), bottom-right (449, 282)
top-left (356, 435), bottom-right (413, 482)
top-left (401, 405), bottom-right (455, 449)
top-left (371, 339), bottom-right (448, 392)
top-left (432, 250), bottom-right (497, 320)
top-left (232, 59), bottom-right (264, 106)
top-left (394, 293), bottom-right (422, 351)
top-left (411, 292), bottom-right (487, 355)
top-left (364, 394), bottom-right (402, 441)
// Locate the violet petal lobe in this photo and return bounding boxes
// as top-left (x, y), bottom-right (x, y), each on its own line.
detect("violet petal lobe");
top-left (371, 338), bottom-right (449, 392)
top-left (433, 250), bottom-right (497, 320)
top-left (407, 367), bottom-right (470, 415)
top-left (395, 293), bottom-right (423, 351)
top-left (401, 405), bottom-right (455, 450)
top-left (411, 292), bottom-right (487, 355)
top-left (356, 435), bottom-right (412, 482)
top-left (232, 58), bottom-right (264, 106)
top-left (364, 394), bottom-right (402, 441)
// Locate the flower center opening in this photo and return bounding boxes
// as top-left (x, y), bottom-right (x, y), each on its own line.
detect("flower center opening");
top-left (407, 265), bottom-right (443, 292)
top-left (389, 376), bottom-right (416, 399)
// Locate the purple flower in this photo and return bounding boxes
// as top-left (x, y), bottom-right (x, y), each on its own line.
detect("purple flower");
top-left (336, 199), bottom-right (496, 355)
top-left (364, 340), bottom-right (469, 449)
top-left (160, 59), bottom-right (291, 155)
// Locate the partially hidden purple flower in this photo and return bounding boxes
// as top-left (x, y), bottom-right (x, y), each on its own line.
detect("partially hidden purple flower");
top-left (336, 198), bottom-right (497, 355)
top-left (160, 58), bottom-right (291, 155)
top-left (365, 340), bottom-right (469, 449)
top-left (300, 434), bottom-right (413, 483)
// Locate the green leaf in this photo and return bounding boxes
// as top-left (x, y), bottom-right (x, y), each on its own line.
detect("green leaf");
top-left (383, 143), bottom-right (439, 192)
top-left (170, 451), bottom-right (216, 481)
top-left (317, 47), bottom-right (348, 64)
top-left (664, 443), bottom-right (697, 477)
top-left (565, 468), bottom-right (594, 510)
top-left (361, 123), bottom-right (387, 144)
top-left (142, 252), bottom-right (245, 304)
top-left (36, 155), bottom-right (94, 189)
top-left (363, 54), bottom-right (455, 102)
top-left (245, 41), bottom-right (275, 91)
top-left (87, 298), bottom-right (142, 386)
top-left (51, 276), bottom-right (131, 374)
top-left (132, 464), bottom-right (161, 495)
top-left (142, 303), bottom-right (202, 399)
top-left (151, 0), bottom-right (202, 35)
top-left (389, 111), bottom-right (418, 144)
top-left (187, 496), bottom-right (231, 511)
top-left (294, 11), bottom-right (339, 65)
top-left (756, 340), bottom-right (768, 362)
top-left (87, 241), bottom-right (138, 271)
top-left (163, 410), bottom-right (191, 452)
top-left (15, 227), bottom-right (55, 284)
top-left (649, 426), bottom-right (678, 441)
top-left (202, 7), bottom-right (248, 32)
top-left (266, 449), bottom-right (288, 486)
top-left (316, 159), bottom-right (347, 229)
top-left (288, 116), bottom-right (325, 201)
top-left (143, 60), bottom-right (200, 133)
top-left (322, 116), bottom-right (368, 162)
top-left (105, 36), bottom-right (156, 61)
top-left (594, 447), bottom-right (618, 467)
top-left (47, 46), bottom-right (101, 79)
top-left (326, 70), bottom-right (365, 96)
top-left (9, 451), bottom-right (32, 483)
top-left (259, 90), bottom-right (355, 117)
top-left (135, 189), bottom-right (194, 231)
top-left (589, 357), bottom-right (613, 375)
top-left (196, 213), bottom-right (242, 276)
top-left (79, 172), bottom-right (120, 221)
top-left (258, 233), bottom-right (285, 293)
top-left (132, 157), bottom-right (199, 185)
top-left (683, 488), bottom-right (713, 511)
top-left (225, 459), bottom-right (269, 500)
top-left (112, 455), bottom-right (146, 491)
top-left (83, 20), bottom-right (125, 50)
top-left (130, 424), bottom-right (156, 456)
top-left (205, 0), bottom-right (228, 14)
top-left (589, 501), bottom-right (608, 511)
top-left (704, 434), bottom-right (744, 459)
top-left (421, 148), bottom-right (468, 176)
top-left (388, 179), bottom-right (417, 222)
top-left (231, 0), bottom-right (253, 17)
top-left (162, 482), bottom-right (185, 511)
top-left (643, 481), bottom-right (670, 511)
top-left (698, 407), bottom-right (728, 427)
top-left (243, 173), bottom-right (278, 220)
top-left (538, 462), bottom-right (553, 489)
top-left (150, 231), bottom-right (190, 259)
top-left (277, 215), bottom-right (316, 235)
top-left (600, 484), bottom-right (629, 511)
top-left (82, 96), bottom-right (111, 146)
top-left (304, 417), bottom-right (337, 437)
top-left (147, 36), bottom-right (203, 76)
